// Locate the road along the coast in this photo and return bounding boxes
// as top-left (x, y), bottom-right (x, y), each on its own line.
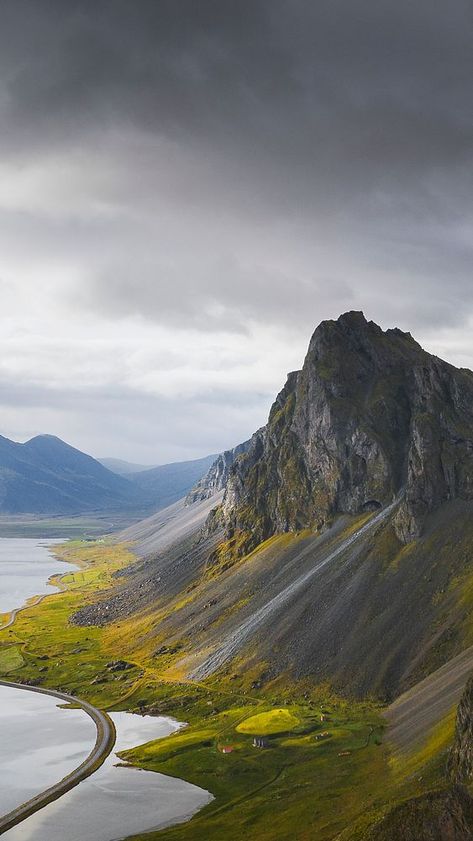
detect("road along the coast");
top-left (0, 680), bottom-right (116, 835)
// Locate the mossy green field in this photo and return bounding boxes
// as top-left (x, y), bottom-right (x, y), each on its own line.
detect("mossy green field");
top-left (0, 645), bottom-right (24, 672)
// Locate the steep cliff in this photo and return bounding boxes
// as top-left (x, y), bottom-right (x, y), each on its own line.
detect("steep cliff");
top-left (365, 787), bottom-right (473, 841)
top-left (222, 311), bottom-right (473, 553)
top-left (185, 436), bottom-right (256, 504)
top-left (365, 674), bottom-right (473, 839)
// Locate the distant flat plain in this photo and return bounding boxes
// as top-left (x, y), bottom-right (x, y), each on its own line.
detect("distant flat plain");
top-left (0, 513), bottom-right (141, 539)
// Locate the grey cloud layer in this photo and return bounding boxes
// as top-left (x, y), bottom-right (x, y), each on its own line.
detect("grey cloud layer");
top-left (3, 0), bottom-right (472, 330)
top-left (1, 1), bottom-right (472, 458)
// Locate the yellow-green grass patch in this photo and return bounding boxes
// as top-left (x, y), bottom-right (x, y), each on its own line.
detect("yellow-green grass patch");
top-left (236, 708), bottom-right (300, 735)
top-left (0, 645), bottom-right (24, 672)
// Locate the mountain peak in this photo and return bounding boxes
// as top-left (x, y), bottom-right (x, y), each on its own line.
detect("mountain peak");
top-left (308, 312), bottom-right (424, 363)
top-left (337, 309), bottom-right (369, 328)
top-left (220, 313), bottom-right (473, 554)
top-left (26, 434), bottom-right (64, 446)
top-left (0, 432), bottom-right (146, 515)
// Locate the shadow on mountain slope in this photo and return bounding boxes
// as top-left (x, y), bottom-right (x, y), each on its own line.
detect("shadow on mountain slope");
top-left (74, 495), bottom-right (473, 701)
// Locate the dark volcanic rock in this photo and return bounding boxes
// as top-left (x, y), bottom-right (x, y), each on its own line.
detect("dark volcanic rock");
top-left (449, 676), bottom-right (473, 783)
top-left (185, 436), bottom-right (257, 504)
top-left (72, 530), bottom-right (222, 627)
top-left (222, 311), bottom-right (473, 552)
top-left (106, 660), bottom-right (133, 672)
top-left (71, 312), bottom-right (473, 701)
top-left (366, 786), bottom-right (473, 840)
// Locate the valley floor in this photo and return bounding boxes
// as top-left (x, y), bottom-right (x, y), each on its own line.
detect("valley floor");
top-left (0, 539), bottom-right (465, 840)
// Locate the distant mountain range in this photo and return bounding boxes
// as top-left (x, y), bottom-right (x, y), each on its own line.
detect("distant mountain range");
top-left (128, 454), bottom-right (217, 511)
top-left (98, 457), bottom-right (158, 475)
top-left (0, 435), bottom-right (218, 516)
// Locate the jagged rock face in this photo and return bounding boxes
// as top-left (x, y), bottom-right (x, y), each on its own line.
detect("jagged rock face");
top-left (365, 786), bottom-right (473, 841)
top-left (223, 311), bottom-right (473, 549)
top-left (185, 436), bottom-right (255, 504)
top-left (449, 676), bottom-right (473, 784)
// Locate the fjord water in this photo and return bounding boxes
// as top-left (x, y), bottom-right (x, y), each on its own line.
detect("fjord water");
top-left (0, 683), bottom-right (97, 815)
top-left (0, 537), bottom-right (72, 614)
top-left (2, 702), bottom-right (213, 840)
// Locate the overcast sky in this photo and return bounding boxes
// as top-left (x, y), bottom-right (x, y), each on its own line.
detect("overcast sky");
top-left (1, 0), bottom-right (473, 463)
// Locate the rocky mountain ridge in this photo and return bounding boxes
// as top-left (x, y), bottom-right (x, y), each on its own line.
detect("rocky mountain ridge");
top-left (185, 437), bottom-right (255, 504)
top-left (73, 312), bottom-right (473, 701)
top-left (218, 311), bottom-right (473, 554)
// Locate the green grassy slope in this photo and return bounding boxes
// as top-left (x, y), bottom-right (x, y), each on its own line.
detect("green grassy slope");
top-left (0, 537), bottom-right (470, 840)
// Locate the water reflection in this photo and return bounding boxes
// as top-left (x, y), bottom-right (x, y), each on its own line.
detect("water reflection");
top-left (0, 538), bottom-right (75, 615)
top-left (2, 694), bottom-right (212, 841)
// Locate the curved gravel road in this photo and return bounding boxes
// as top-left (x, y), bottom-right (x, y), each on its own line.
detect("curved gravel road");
top-left (0, 680), bottom-right (116, 835)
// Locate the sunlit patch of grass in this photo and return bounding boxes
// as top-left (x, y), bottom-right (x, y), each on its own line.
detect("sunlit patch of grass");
top-left (123, 697), bottom-right (388, 841)
top-left (236, 708), bottom-right (300, 735)
top-left (0, 645), bottom-right (24, 672)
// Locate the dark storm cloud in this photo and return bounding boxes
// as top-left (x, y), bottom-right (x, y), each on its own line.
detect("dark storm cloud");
top-left (2, 1), bottom-right (472, 170)
top-left (2, 0), bottom-right (472, 205)
top-left (3, 3), bottom-right (472, 259)
top-left (1, 1), bottom-right (473, 458)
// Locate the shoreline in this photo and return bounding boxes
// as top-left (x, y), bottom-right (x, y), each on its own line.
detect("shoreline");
top-left (0, 540), bottom-right (79, 632)
top-left (0, 680), bottom-right (116, 834)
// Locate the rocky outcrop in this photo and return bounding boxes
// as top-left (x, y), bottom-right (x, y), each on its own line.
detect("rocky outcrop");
top-left (185, 435), bottom-right (258, 504)
top-left (449, 676), bottom-right (473, 784)
top-left (365, 787), bottom-right (473, 840)
top-left (368, 677), bottom-right (473, 839)
top-left (221, 311), bottom-right (473, 552)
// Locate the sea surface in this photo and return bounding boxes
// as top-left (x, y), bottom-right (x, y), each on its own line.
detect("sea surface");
top-left (0, 538), bottom-right (74, 614)
top-left (0, 683), bottom-right (97, 815)
top-left (1, 690), bottom-right (212, 840)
